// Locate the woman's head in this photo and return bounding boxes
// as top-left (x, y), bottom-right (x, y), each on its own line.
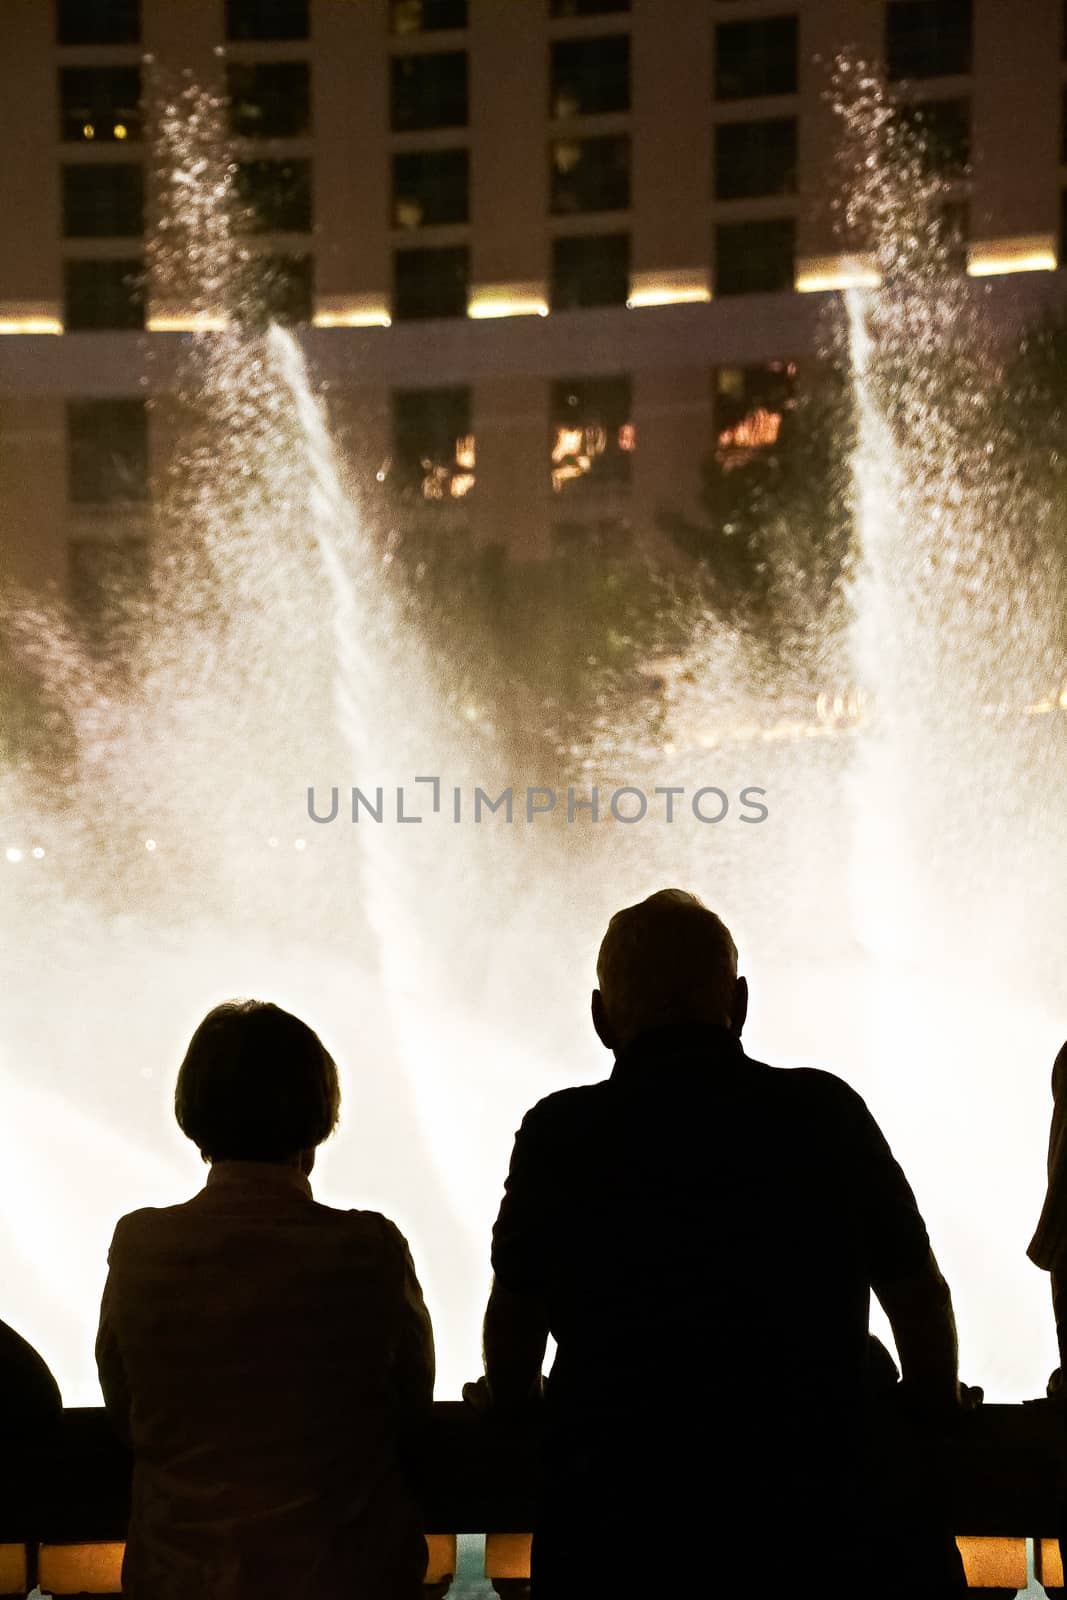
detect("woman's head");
top-left (175, 1000), bottom-right (340, 1165)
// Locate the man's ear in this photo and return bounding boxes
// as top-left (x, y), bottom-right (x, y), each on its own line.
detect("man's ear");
top-left (731, 975), bottom-right (749, 1039)
top-left (591, 989), bottom-right (616, 1051)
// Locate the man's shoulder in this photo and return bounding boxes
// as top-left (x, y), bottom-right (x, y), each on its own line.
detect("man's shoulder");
top-left (750, 1057), bottom-right (865, 1100)
top-left (516, 1080), bottom-right (612, 1134)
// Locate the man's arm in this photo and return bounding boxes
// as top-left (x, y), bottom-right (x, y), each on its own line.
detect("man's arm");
top-left (846, 1084), bottom-right (968, 1412)
top-left (469, 1102), bottom-right (555, 1411)
top-left (482, 1275), bottom-right (549, 1411)
top-left (874, 1247), bottom-right (963, 1411)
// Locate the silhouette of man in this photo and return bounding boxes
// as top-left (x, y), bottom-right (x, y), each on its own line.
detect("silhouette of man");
top-left (473, 889), bottom-right (971, 1597)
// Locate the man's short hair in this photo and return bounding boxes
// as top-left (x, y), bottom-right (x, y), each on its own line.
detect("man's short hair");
top-left (175, 1000), bottom-right (340, 1163)
top-left (596, 888), bottom-right (739, 1040)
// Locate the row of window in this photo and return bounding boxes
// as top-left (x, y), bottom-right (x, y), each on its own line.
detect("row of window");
top-left (55, 0), bottom-right (973, 77)
top-left (58, 5), bottom-right (979, 146)
top-left (67, 366), bottom-right (792, 507)
top-left (58, 219), bottom-right (803, 329)
top-left (61, 95), bottom-right (976, 243)
top-left (55, 0), bottom-right (630, 48)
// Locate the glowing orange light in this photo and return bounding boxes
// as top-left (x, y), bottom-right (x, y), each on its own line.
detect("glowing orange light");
top-left (718, 407), bottom-right (783, 452)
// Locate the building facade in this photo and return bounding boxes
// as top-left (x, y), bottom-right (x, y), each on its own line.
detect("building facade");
top-left (1, 0), bottom-right (1066, 604)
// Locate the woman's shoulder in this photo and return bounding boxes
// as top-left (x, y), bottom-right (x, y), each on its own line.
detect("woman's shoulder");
top-left (312, 1201), bottom-right (411, 1253)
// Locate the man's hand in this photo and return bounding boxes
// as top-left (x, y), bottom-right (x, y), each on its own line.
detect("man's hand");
top-left (462, 1373), bottom-right (543, 1419)
top-left (462, 1377), bottom-right (492, 1414)
top-left (898, 1377), bottom-right (982, 1422)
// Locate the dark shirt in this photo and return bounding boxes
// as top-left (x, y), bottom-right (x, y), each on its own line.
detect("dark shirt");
top-left (491, 1024), bottom-right (931, 1438)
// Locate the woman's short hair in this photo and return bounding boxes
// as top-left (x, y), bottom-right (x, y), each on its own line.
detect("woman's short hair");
top-left (175, 1000), bottom-right (340, 1163)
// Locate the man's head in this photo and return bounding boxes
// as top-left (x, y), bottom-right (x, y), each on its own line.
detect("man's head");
top-left (592, 888), bottom-right (746, 1052)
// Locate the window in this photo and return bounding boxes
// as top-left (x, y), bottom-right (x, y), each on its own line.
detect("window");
top-left (225, 0), bottom-right (308, 40)
top-left (931, 199), bottom-right (968, 272)
top-left (393, 246), bottom-right (469, 319)
top-left (895, 97), bottom-right (970, 176)
top-left (60, 68), bottom-right (142, 143)
top-left (550, 0), bottom-right (630, 14)
top-left (237, 254), bottom-right (314, 325)
top-left (392, 148), bottom-right (469, 228)
top-left (715, 17), bottom-right (798, 100)
top-left (235, 160), bottom-right (312, 232)
top-left (228, 64), bottom-right (311, 139)
top-left (886, 0), bottom-right (972, 80)
top-left (57, 0), bottom-right (139, 45)
top-left (715, 218), bottom-right (795, 295)
top-left (714, 362), bottom-right (796, 462)
top-left (392, 388), bottom-right (475, 500)
top-left (551, 233), bottom-right (629, 309)
top-left (67, 401), bottom-right (149, 504)
top-left (550, 36), bottom-right (630, 118)
top-left (64, 259), bottom-right (144, 330)
top-left (390, 0), bottom-right (467, 32)
top-left (69, 538), bottom-right (151, 646)
top-left (550, 377), bottom-right (633, 493)
top-left (390, 53), bottom-right (468, 131)
top-left (714, 117), bottom-right (797, 200)
top-left (62, 164), bottom-right (143, 237)
top-left (551, 135), bottom-right (630, 214)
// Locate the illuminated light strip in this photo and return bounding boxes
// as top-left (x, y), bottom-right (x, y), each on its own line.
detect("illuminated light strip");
top-left (795, 254), bottom-right (881, 293)
top-left (313, 293), bottom-right (392, 329)
top-left (627, 270), bottom-right (711, 309)
top-left (0, 317), bottom-right (63, 335)
top-left (313, 309), bottom-right (392, 328)
top-left (468, 282), bottom-right (549, 320)
top-left (967, 234), bottom-right (1058, 277)
top-left (147, 313), bottom-right (229, 333)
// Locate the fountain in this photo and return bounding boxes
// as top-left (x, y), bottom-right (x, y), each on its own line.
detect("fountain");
top-left (0, 69), bottom-right (1065, 1420)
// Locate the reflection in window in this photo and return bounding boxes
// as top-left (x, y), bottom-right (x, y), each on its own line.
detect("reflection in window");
top-left (393, 246), bottom-right (469, 319)
top-left (392, 148), bottom-right (469, 228)
top-left (60, 67), bottom-right (142, 143)
top-left (391, 52), bottom-right (468, 131)
top-left (715, 16), bottom-right (798, 100)
top-left (67, 400), bottom-right (149, 504)
top-left (390, 0), bottom-right (467, 32)
top-left (392, 387), bottom-right (475, 500)
top-left (550, 377), bottom-right (633, 493)
top-left (715, 217), bottom-right (795, 296)
top-left (714, 362), bottom-right (797, 468)
top-left (64, 258), bottom-right (145, 330)
top-left (57, 0), bottom-right (139, 45)
top-left (235, 161), bottom-right (313, 233)
top-left (551, 233), bottom-right (629, 309)
top-left (551, 135), bottom-right (630, 214)
top-left (714, 117), bottom-right (797, 201)
top-left (62, 164), bottom-right (143, 237)
top-left (895, 97), bottom-right (970, 176)
top-left (234, 254), bottom-right (314, 326)
top-left (228, 63), bottom-right (311, 140)
top-left (550, 36), bottom-right (630, 118)
top-left (886, 0), bottom-right (972, 80)
top-left (225, 0), bottom-right (309, 40)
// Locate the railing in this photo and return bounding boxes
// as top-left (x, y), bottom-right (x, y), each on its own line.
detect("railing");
top-left (1, 1401), bottom-right (1065, 1595)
